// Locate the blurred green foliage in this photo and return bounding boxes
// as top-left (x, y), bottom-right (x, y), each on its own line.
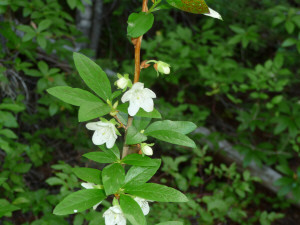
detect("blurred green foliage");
top-left (0, 0), bottom-right (299, 224)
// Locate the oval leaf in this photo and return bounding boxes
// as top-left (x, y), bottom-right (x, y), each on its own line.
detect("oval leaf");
top-left (73, 167), bottom-right (102, 185)
top-left (73, 53), bottom-right (111, 101)
top-left (127, 12), bottom-right (154, 38)
top-left (120, 195), bottom-right (146, 225)
top-left (145, 120), bottom-right (197, 134)
top-left (122, 154), bottom-right (157, 167)
top-left (53, 189), bottom-right (106, 215)
top-left (126, 126), bottom-right (147, 145)
top-left (102, 163), bottom-right (125, 195)
top-left (83, 152), bottom-right (118, 164)
top-left (166, 0), bottom-right (209, 14)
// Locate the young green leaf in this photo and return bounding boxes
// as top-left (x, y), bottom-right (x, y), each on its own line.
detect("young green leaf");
top-left (122, 154), bottom-right (157, 167)
top-left (53, 189), bottom-right (106, 215)
top-left (125, 183), bottom-right (188, 202)
top-left (118, 103), bottom-right (161, 118)
top-left (78, 101), bottom-right (111, 122)
top-left (102, 163), bottom-right (125, 195)
top-left (166, 0), bottom-right (209, 14)
top-left (123, 159), bottom-right (161, 188)
top-left (145, 120), bottom-right (197, 134)
top-left (126, 126), bottom-right (147, 145)
top-left (147, 130), bottom-right (196, 148)
top-left (73, 167), bottom-right (102, 185)
top-left (47, 86), bottom-right (101, 106)
top-left (120, 195), bottom-right (147, 225)
top-left (83, 151), bottom-right (118, 164)
top-left (73, 53), bottom-right (111, 101)
top-left (0, 199), bottom-right (19, 217)
top-left (127, 12), bottom-right (154, 38)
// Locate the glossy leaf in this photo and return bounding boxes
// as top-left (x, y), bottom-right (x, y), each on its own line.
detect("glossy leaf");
top-left (126, 126), bottom-right (147, 145)
top-left (118, 103), bottom-right (161, 118)
top-left (102, 163), bottom-right (125, 195)
top-left (53, 189), bottom-right (106, 215)
top-left (166, 0), bottom-right (209, 14)
top-left (125, 183), bottom-right (188, 202)
top-left (127, 12), bottom-right (154, 38)
top-left (120, 195), bottom-right (147, 225)
top-left (145, 120), bottom-right (197, 134)
top-left (133, 117), bottom-right (152, 131)
top-left (73, 53), bottom-right (111, 101)
top-left (78, 101), bottom-right (111, 122)
top-left (73, 167), bottom-right (102, 185)
top-left (83, 151), bottom-right (118, 164)
top-left (122, 154), bottom-right (157, 167)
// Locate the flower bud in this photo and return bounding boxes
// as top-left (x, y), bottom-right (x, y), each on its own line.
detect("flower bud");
top-left (114, 73), bottom-right (132, 90)
top-left (141, 144), bottom-right (153, 156)
top-left (156, 61), bottom-right (170, 75)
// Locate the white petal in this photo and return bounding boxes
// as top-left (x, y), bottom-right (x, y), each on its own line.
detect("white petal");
top-left (104, 213), bottom-right (115, 225)
top-left (92, 130), bottom-right (106, 145)
top-left (106, 136), bottom-right (116, 149)
top-left (110, 205), bottom-right (122, 214)
top-left (93, 201), bottom-right (102, 210)
top-left (81, 182), bottom-right (94, 189)
top-left (204, 7), bottom-right (222, 20)
top-left (128, 100), bottom-right (140, 116)
top-left (117, 215), bottom-right (127, 225)
top-left (134, 197), bottom-right (150, 215)
top-left (143, 88), bottom-right (156, 98)
top-left (131, 82), bottom-right (144, 90)
top-left (121, 90), bottom-right (132, 103)
top-left (140, 97), bottom-right (154, 112)
top-left (86, 122), bottom-right (100, 131)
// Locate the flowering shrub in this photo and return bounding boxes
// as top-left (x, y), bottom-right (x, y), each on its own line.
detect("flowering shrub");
top-left (47, 0), bottom-right (221, 224)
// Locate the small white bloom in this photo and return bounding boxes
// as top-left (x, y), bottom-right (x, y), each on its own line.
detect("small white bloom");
top-left (74, 209), bottom-right (78, 213)
top-left (115, 74), bottom-right (132, 90)
top-left (141, 145), bottom-right (153, 156)
top-left (156, 61), bottom-right (170, 75)
top-left (134, 197), bottom-right (150, 215)
top-left (103, 205), bottom-right (126, 225)
top-left (86, 121), bottom-right (117, 148)
top-left (81, 182), bottom-right (102, 210)
top-left (204, 7), bottom-right (222, 20)
top-left (121, 82), bottom-right (156, 116)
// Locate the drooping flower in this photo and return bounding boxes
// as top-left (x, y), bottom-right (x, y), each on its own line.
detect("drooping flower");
top-left (155, 61), bottom-right (171, 75)
top-left (81, 182), bottom-right (102, 210)
top-left (204, 8), bottom-right (222, 20)
top-left (114, 73), bottom-right (132, 90)
top-left (86, 120), bottom-right (118, 148)
top-left (103, 205), bottom-right (126, 225)
top-left (121, 82), bottom-right (156, 116)
top-left (134, 197), bottom-right (150, 215)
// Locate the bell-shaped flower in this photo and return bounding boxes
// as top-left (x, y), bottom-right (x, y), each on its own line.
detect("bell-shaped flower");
top-left (121, 82), bottom-right (156, 116)
top-left (134, 197), bottom-right (151, 215)
top-left (204, 8), bottom-right (222, 20)
top-left (81, 182), bottom-right (102, 210)
top-left (103, 205), bottom-right (126, 225)
top-left (114, 73), bottom-right (132, 90)
top-left (86, 120), bottom-right (118, 148)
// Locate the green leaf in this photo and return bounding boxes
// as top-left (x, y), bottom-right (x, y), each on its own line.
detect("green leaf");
top-left (126, 126), bottom-right (147, 145)
top-left (0, 103), bottom-right (25, 112)
top-left (83, 151), bottom-right (118, 164)
top-left (133, 117), bottom-right (151, 131)
top-left (146, 130), bottom-right (196, 148)
top-left (145, 120), bottom-right (197, 135)
top-left (282, 38), bottom-right (297, 47)
top-left (53, 189), bottom-right (106, 215)
top-left (125, 183), bottom-right (188, 202)
top-left (0, 199), bottom-right (19, 218)
top-left (78, 101), bottom-right (111, 122)
top-left (127, 12), bottom-right (154, 38)
top-left (118, 103), bottom-right (161, 118)
top-left (37, 35), bottom-right (47, 49)
top-left (102, 163), bottom-right (125, 195)
top-left (67, 0), bottom-right (77, 9)
top-left (0, 178), bottom-right (7, 186)
top-left (73, 167), bottom-right (102, 184)
top-left (73, 53), bottom-right (111, 101)
top-left (120, 195), bottom-right (146, 225)
top-left (122, 154), bottom-right (157, 167)
top-left (47, 86), bottom-right (102, 106)
top-left (156, 222), bottom-right (184, 225)
top-left (100, 144), bottom-right (120, 160)
top-left (124, 159), bottom-right (161, 188)
top-left (166, 0), bottom-right (209, 14)
top-left (37, 19), bottom-right (52, 32)
top-left (0, 129), bottom-right (17, 139)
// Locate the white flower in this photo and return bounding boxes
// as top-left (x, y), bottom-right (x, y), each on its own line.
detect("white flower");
top-left (134, 197), bottom-right (150, 215)
top-left (121, 82), bottom-right (156, 116)
top-left (141, 145), bottom-right (153, 156)
top-left (103, 205), bottom-right (126, 225)
top-left (156, 61), bottom-right (170, 74)
top-left (81, 182), bottom-right (102, 210)
top-left (86, 121), bottom-right (117, 148)
top-left (204, 7), bottom-right (222, 20)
